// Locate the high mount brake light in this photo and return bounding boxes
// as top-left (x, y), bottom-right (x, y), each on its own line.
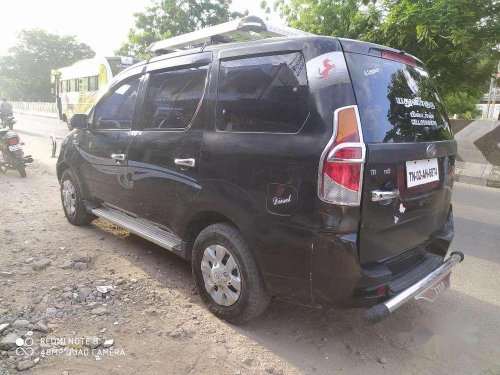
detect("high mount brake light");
top-left (381, 50), bottom-right (418, 67)
top-left (318, 106), bottom-right (365, 206)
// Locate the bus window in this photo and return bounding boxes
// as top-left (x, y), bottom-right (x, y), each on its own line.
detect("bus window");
top-left (88, 76), bottom-right (99, 91)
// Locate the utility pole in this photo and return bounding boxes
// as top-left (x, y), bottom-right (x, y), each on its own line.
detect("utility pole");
top-left (486, 59), bottom-right (500, 119)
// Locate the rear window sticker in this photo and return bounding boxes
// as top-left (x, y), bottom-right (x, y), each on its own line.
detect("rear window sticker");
top-left (306, 52), bottom-right (350, 92)
top-left (363, 67), bottom-right (380, 77)
top-left (395, 97), bottom-right (436, 109)
top-left (409, 111), bottom-right (438, 126)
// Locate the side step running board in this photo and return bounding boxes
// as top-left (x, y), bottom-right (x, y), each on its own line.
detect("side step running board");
top-left (91, 207), bottom-right (187, 259)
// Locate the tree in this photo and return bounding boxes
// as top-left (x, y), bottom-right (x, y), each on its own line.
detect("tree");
top-left (0, 29), bottom-right (95, 102)
top-left (379, 0), bottom-right (499, 101)
top-left (443, 92), bottom-right (481, 119)
top-left (275, 0), bottom-right (499, 115)
top-left (273, 0), bottom-right (382, 40)
top-left (117, 0), bottom-right (243, 59)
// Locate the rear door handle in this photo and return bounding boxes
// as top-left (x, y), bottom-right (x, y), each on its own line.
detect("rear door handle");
top-left (174, 158), bottom-right (196, 168)
top-left (111, 153), bottom-right (126, 162)
top-left (371, 189), bottom-right (400, 202)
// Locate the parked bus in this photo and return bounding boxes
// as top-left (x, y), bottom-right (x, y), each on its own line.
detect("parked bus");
top-left (51, 56), bottom-right (139, 123)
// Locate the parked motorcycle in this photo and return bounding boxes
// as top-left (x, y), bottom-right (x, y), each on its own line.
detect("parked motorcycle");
top-left (0, 128), bottom-right (33, 177)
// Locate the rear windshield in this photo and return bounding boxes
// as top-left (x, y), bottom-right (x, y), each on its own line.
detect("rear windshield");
top-left (345, 53), bottom-right (453, 143)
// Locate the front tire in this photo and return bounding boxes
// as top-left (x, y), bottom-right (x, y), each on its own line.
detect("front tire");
top-left (17, 164), bottom-right (26, 177)
top-left (60, 169), bottom-right (93, 226)
top-left (192, 223), bottom-right (271, 324)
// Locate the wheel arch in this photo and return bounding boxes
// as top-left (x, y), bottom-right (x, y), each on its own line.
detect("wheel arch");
top-left (182, 210), bottom-right (240, 250)
top-left (56, 161), bottom-right (70, 181)
top-left (57, 162), bottom-right (92, 201)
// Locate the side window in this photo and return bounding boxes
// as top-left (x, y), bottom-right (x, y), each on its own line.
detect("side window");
top-left (141, 65), bottom-right (208, 130)
top-left (93, 77), bottom-right (141, 130)
top-left (217, 52), bottom-right (309, 133)
top-left (88, 76), bottom-right (99, 91)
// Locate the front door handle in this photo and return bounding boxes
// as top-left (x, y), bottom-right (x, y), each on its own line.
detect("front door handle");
top-left (111, 153), bottom-right (126, 162)
top-left (371, 189), bottom-right (400, 202)
top-left (174, 158), bottom-right (196, 168)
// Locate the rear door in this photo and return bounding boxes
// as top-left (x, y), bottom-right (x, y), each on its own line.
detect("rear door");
top-left (344, 51), bottom-right (456, 264)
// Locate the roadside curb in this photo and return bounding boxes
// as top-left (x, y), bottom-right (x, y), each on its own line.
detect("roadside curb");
top-left (455, 161), bottom-right (500, 188)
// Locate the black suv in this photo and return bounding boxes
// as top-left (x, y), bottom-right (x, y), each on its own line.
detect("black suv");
top-left (57, 32), bottom-right (463, 324)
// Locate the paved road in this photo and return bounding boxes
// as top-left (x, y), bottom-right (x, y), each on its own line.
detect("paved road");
top-left (14, 112), bottom-right (68, 139)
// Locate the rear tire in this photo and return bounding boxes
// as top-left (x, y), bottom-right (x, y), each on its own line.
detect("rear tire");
top-left (60, 169), bottom-right (93, 226)
top-left (17, 164), bottom-right (26, 177)
top-left (192, 223), bottom-right (271, 324)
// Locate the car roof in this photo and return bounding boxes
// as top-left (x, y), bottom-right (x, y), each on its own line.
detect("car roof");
top-left (119, 35), bottom-right (423, 76)
top-left (147, 35), bottom-right (334, 64)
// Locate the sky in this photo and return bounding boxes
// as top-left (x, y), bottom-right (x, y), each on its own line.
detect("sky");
top-left (0, 0), bottom-right (282, 56)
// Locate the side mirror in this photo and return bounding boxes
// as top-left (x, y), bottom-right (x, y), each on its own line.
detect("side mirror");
top-left (69, 114), bottom-right (88, 130)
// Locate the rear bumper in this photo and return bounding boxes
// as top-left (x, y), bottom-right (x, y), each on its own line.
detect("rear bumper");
top-left (364, 251), bottom-right (464, 324)
top-left (310, 207), bottom-right (455, 308)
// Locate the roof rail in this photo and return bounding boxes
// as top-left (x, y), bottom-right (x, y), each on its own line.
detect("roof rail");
top-left (148, 15), bottom-right (313, 55)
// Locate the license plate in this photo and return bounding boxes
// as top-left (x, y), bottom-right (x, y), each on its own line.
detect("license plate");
top-left (415, 272), bottom-right (451, 302)
top-left (8, 144), bottom-right (22, 152)
top-left (406, 158), bottom-right (439, 188)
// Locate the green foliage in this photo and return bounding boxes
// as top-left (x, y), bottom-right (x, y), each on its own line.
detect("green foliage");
top-left (116, 0), bottom-right (243, 59)
top-left (276, 0), bottom-right (499, 116)
top-left (444, 92), bottom-right (481, 119)
top-left (379, 0), bottom-right (499, 100)
top-left (0, 29), bottom-right (95, 102)
top-left (274, 0), bottom-right (382, 40)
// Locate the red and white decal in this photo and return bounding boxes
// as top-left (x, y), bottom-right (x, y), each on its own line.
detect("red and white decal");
top-left (306, 52), bottom-right (350, 92)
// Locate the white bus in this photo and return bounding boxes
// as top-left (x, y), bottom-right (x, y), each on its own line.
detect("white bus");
top-left (51, 56), bottom-right (140, 123)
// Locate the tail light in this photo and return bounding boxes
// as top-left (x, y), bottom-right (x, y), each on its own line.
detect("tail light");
top-left (318, 105), bottom-right (365, 206)
top-left (7, 135), bottom-right (20, 145)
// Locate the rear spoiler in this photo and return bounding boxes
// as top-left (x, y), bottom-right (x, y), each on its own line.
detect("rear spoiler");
top-left (338, 38), bottom-right (423, 66)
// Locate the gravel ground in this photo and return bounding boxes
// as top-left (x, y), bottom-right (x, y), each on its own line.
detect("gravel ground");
top-left (0, 120), bottom-right (499, 374)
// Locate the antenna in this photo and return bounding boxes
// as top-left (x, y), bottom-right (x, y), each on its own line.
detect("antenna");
top-left (148, 15), bottom-right (313, 55)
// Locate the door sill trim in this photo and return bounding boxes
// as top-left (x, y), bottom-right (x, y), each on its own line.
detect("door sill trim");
top-left (91, 206), bottom-right (187, 259)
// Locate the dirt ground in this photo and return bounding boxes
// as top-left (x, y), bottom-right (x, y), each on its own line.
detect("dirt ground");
top-left (1, 124), bottom-right (500, 375)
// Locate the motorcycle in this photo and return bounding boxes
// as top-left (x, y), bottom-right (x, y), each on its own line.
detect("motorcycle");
top-left (0, 128), bottom-right (33, 177)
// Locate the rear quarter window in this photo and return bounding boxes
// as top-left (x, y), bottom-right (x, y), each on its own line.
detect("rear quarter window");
top-left (345, 53), bottom-right (453, 143)
top-left (216, 52), bottom-right (309, 133)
